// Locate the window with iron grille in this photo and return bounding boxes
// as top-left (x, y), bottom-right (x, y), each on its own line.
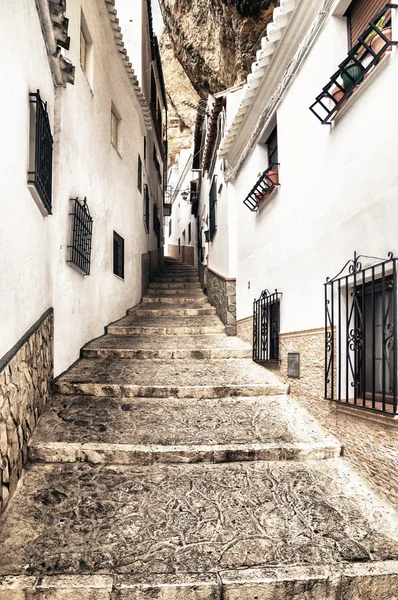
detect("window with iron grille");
top-left (153, 203), bottom-right (161, 248)
top-left (28, 90), bottom-right (53, 214)
top-left (113, 231), bottom-right (124, 279)
top-left (67, 198), bottom-right (93, 275)
top-left (209, 175), bottom-right (217, 239)
top-left (188, 222), bottom-right (191, 243)
top-left (325, 251), bottom-right (398, 415)
top-left (143, 184), bottom-right (150, 233)
top-left (253, 289), bottom-right (282, 363)
top-left (138, 154), bottom-right (142, 193)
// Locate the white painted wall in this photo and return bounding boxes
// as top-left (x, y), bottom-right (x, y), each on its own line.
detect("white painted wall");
top-left (0, 0), bottom-right (153, 376)
top-left (0, 0), bottom-right (55, 360)
top-left (234, 9), bottom-right (398, 335)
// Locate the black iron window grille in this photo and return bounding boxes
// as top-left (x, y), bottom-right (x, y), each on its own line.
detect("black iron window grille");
top-left (188, 222), bottom-right (192, 243)
top-left (310, 4), bottom-right (397, 125)
top-left (144, 184), bottom-right (150, 233)
top-left (28, 90), bottom-right (54, 214)
top-left (138, 154), bottom-right (142, 193)
top-left (243, 163), bottom-right (280, 212)
top-left (253, 289), bottom-right (282, 363)
top-left (67, 198), bottom-right (93, 275)
top-left (113, 231), bottom-right (125, 279)
top-left (153, 203), bottom-right (161, 248)
top-left (209, 175), bottom-right (217, 239)
top-left (325, 251), bottom-right (397, 415)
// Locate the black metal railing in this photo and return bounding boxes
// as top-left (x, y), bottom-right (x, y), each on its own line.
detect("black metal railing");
top-left (67, 198), bottom-right (93, 275)
top-left (144, 184), bottom-right (150, 233)
top-left (28, 90), bottom-right (54, 214)
top-left (243, 163), bottom-right (280, 212)
top-left (253, 289), bottom-right (282, 363)
top-left (325, 252), bottom-right (397, 415)
top-left (310, 4), bottom-right (397, 125)
top-left (209, 175), bottom-right (217, 239)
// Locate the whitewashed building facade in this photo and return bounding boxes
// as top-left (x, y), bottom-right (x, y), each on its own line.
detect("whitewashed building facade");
top-left (192, 0), bottom-right (398, 505)
top-left (0, 0), bottom-right (166, 512)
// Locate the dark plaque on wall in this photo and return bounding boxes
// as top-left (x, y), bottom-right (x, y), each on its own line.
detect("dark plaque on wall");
top-left (287, 353), bottom-right (300, 379)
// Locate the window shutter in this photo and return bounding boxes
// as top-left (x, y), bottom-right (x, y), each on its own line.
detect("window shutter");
top-left (346, 0), bottom-right (387, 47)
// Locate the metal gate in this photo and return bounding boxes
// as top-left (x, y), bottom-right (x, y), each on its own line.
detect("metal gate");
top-left (253, 289), bottom-right (282, 363)
top-left (325, 252), bottom-right (397, 414)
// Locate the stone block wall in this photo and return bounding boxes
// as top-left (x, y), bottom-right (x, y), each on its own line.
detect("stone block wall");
top-left (237, 315), bottom-right (252, 345)
top-left (239, 324), bottom-right (398, 509)
top-left (206, 269), bottom-right (236, 336)
top-left (0, 309), bottom-right (53, 514)
top-left (198, 262), bottom-right (207, 291)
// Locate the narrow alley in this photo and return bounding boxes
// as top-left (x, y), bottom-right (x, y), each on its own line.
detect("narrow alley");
top-left (1, 259), bottom-right (398, 597)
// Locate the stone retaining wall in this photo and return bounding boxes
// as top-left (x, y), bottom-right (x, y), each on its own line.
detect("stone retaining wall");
top-left (237, 324), bottom-right (398, 508)
top-left (0, 309), bottom-right (53, 513)
top-left (237, 315), bottom-right (252, 345)
top-left (207, 269), bottom-right (236, 336)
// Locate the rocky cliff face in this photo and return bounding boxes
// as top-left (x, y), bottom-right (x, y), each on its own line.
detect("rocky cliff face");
top-left (159, 0), bottom-right (278, 97)
top-left (160, 32), bottom-right (199, 166)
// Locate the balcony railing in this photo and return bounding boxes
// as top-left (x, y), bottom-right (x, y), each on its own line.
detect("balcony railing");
top-left (28, 90), bottom-right (54, 214)
top-left (67, 197), bottom-right (93, 275)
top-left (310, 4), bottom-right (397, 125)
top-left (243, 163), bottom-right (280, 212)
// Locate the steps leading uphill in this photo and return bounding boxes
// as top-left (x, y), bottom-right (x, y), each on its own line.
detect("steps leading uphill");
top-left (1, 257), bottom-right (398, 599)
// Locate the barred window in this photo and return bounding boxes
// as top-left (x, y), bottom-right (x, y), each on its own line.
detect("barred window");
top-left (28, 90), bottom-right (53, 214)
top-left (68, 198), bottom-right (93, 275)
top-left (113, 231), bottom-right (124, 279)
top-left (209, 175), bottom-right (217, 239)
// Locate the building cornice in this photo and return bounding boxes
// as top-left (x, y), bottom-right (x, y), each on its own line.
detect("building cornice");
top-left (104, 0), bottom-right (152, 131)
top-left (220, 0), bottom-right (335, 179)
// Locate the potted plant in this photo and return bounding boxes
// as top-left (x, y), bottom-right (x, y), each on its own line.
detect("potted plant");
top-left (341, 62), bottom-right (364, 91)
top-left (370, 20), bottom-right (392, 55)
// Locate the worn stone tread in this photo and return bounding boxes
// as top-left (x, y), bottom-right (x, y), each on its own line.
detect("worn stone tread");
top-left (1, 460), bottom-right (398, 579)
top-left (82, 334), bottom-right (252, 359)
top-left (29, 395), bottom-right (341, 464)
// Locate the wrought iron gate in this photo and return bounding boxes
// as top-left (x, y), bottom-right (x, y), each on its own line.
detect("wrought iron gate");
top-left (325, 252), bottom-right (397, 414)
top-left (253, 289), bottom-right (282, 363)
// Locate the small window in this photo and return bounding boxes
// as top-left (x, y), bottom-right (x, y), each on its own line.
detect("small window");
top-left (28, 90), bottom-right (53, 215)
top-left (113, 231), bottom-right (124, 279)
top-left (80, 11), bottom-right (93, 83)
top-left (188, 222), bottom-right (191, 244)
top-left (267, 126), bottom-right (278, 167)
top-left (209, 175), bottom-right (217, 239)
top-left (137, 154), bottom-right (142, 193)
top-left (346, 0), bottom-right (387, 48)
top-left (68, 197), bottom-right (93, 275)
top-left (143, 184), bottom-right (150, 233)
top-left (182, 230), bottom-right (186, 242)
top-left (144, 136), bottom-right (147, 161)
top-left (178, 238), bottom-right (181, 254)
top-left (168, 218), bottom-right (172, 237)
top-left (111, 104), bottom-right (121, 151)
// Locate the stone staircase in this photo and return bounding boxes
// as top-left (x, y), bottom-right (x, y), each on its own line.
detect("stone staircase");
top-left (1, 257), bottom-right (398, 598)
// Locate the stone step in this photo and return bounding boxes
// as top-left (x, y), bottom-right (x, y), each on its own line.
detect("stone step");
top-left (147, 287), bottom-right (204, 296)
top-left (82, 334), bottom-right (252, 359)
top-left (148, 282), bottom-right (202, 290)
top-left (143, 294), bottom-right (208, 304)
top-left (1, 460), bottom-right (398, 599)
top-left (54, 357), bottom-right (288, 398)
top-left (131, 305), bottom-right (216, 317)
top-left (155, 273), bottom-right (199, 280)
top-left (107, 315), bottom-right (225, 336)
top-left (29, 395), bottom-right (341, 465)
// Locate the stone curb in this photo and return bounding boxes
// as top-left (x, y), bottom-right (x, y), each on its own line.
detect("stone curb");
top-left (1, 561), bottom-right (398, 599)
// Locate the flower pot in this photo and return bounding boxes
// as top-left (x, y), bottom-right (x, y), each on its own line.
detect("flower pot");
top-left (330, 86), bottom-right (344, 103)
top-left (341, 63), bottom-right (363, 91)
top-left (371, 27), bottom-right (392, 55)
top-left (266, 169), bottom-right (279, 186)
